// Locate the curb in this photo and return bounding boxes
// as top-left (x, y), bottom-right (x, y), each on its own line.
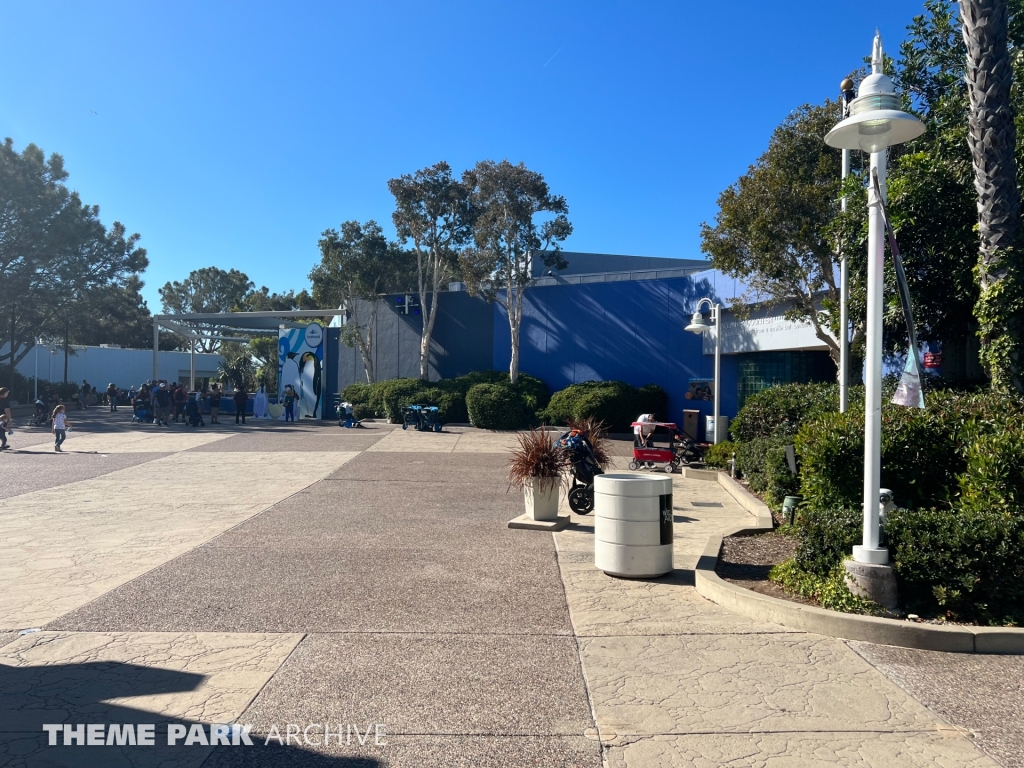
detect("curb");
top-left (694, 470), bottom-right (1024, 654)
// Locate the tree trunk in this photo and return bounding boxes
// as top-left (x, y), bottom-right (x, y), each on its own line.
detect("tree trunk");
top-left (63, 321), bottom-right (69, 383)
top-left (418, 254), bottom-right (444, 380)
top-left (508, 280), bottom-right (521, 385)
top-left (961, 0), bottom-right (1024, 392)
top-left (7, 305), bottom-right (15, 388)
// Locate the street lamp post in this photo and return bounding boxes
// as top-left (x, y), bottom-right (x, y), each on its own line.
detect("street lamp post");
top-left (839, 78), bottom-right (856, 414)
top-left (685, 298), bottom-right (722, 444)
top-left (34, 340), bottom-right (39, 401)
top-left (826, 32), bottom-right (924, 608)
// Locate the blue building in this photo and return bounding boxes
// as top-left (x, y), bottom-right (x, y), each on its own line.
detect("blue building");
top-left (335, 252), bottom-right (836, 438)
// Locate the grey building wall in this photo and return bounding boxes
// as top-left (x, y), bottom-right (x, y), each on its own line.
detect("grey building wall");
top-left (336, 292), bottom-right (494, 390)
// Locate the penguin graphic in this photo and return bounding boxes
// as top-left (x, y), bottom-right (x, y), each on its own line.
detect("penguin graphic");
top-left (280, 352), bottom-right (302, 418)
top-left (297, 351), bottom-right (322, 418)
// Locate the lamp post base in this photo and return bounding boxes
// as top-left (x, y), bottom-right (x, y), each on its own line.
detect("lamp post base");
top-left (852, 545), bottom-right (888, 564)
top-left (844, 559), bottom-right (899, 611)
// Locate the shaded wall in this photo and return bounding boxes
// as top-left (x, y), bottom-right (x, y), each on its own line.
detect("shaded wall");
top-left (491, 271), bottom-right (740, 437)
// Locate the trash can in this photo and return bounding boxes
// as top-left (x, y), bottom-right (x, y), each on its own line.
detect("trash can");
top-left (594, 474), bottom-right (673, 578)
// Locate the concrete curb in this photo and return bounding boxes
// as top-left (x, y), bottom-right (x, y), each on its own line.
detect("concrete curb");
top-left (694, 470), bottom-right (1024, 654)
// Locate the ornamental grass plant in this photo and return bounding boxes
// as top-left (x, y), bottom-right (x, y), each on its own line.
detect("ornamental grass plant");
top-left (506, 427), bottom-right (571, 491)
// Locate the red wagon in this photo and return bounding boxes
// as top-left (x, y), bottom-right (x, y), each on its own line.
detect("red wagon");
top-left (629, 420), bottom-right (709, 473)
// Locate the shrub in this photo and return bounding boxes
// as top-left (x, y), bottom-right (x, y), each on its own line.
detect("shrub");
top-left (735, 437), bottom-right (798, 508)
top-left (731, 383), bottom-right (849, 442)
top-left (770, 560), bottom-right (881, 614)
top-left (540, 380), bottom-right (667, 432)
top-left (637, 383), bottom-right (669, 421)
top-left (351, 403), bottom-right (375, 421)
top-left (704, 441), bottom-right (736, 470)
top-left (341, 382), bottom-right (372, 405)
top-left (421, 387), bottom-right (468, 424)
top-left (958, 424), bottom-right (1024, 514)
top-left (466, 383), bottom-right (528, 430)
top-left (887, 507), bottom-right (1024, 624)
top-left (514, 373), bottom-right (550, 413)
top-left (377, 379), bottom-right (431, 423)
top-left (792, 506), bottom-right (862, 578)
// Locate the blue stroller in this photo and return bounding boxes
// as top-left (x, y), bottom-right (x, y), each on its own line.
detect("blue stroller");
top-left (185, 395), bottom-right (205, 427)
top-left (131, 400), bottom-right (154, 424)
top-left (557, 429), bottom-right (604, 515)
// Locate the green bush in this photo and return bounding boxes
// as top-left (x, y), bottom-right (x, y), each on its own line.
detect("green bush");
top-left (792, 506), bottom-right (862, 578)
top-left (958, 425), bottom-right (1024, 514)
top-left (796, 391), bottom-right (1024, 512)
top-left (351, 403), bottom-right (375, 421)
top-left (514, 373), bottom-right (550, 413)
top-left (770, 560), bottom-right (881, 614)
top-left (704, 441), bottom-right (736, 470)
top-left (421, 387), bottom-right (468, 424)
top-left (466, 383), bottom-right (527, 430)
top-left (887, 507), bottom-right (1024, 624)
top-left (340, 382), bottom-right (372, 405)
top-left (735, 437), bottom-right (798, 508)
top-left (730, 383), bottom-right (850, 442)
top-left (540, 380), bottom-right (668, 432)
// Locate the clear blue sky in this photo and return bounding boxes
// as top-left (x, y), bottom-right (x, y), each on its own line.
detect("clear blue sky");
top-left (1, 1), bottom-right (927, 310)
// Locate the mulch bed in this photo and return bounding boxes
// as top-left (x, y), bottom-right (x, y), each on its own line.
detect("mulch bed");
top-left (716, 531), bottom-right (817, 606)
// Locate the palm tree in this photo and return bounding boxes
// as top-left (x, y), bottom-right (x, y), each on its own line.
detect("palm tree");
top-left (961, 0), bottom-right (1024, 392)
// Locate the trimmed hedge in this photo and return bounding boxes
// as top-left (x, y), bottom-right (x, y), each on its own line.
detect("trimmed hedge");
top-left (795, 391), bottom-right (1024, 512)
top-left (704, 441), bottom-right (736, 470)
top-left (340, 371), bottom-right (548, 427)
top-left (730, 383), bottom-right (851, 442)
top-left (465, 383), bottom-right (528, 430)
top-left (538, 380), bottom-right (668, 432)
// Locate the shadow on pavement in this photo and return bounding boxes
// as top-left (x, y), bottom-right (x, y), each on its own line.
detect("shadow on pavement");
top-left (0, 660), bottom-right (381, 767)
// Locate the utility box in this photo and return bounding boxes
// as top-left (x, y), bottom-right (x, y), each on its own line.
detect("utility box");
top-left (682, 410), bottom-right (700, 441)
top-left (706, 415), bottom-right (729, 443)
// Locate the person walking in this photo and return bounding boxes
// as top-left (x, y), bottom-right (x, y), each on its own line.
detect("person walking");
top-left (0, 386), bottom-right (12, 451)
top-left (52, 404), bottom-right (69, 452)
top-left (81, 380), bottom-right (91, 408)
top-left (106, 383), bottom-right (119, 412)
top-left (209, 384), bottom-right (222, 424)
top-left (283, 384), bottom-right (297, 423)
top-left (152, 383), bottom-right (172, 426)
top-left (233, 384), bottom-right (248, 425)
top-left (173, 383), bottom-right (187, 422)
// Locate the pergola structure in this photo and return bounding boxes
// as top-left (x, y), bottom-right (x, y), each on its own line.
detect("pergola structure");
top-left (152, 310), bottom-right (345, 389)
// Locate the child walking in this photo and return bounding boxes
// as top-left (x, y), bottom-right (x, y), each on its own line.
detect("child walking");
top-left (53, 404), bottom-right (69, 452)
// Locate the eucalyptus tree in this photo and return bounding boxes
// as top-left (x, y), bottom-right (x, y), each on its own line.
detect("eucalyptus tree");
top-left (388, 161), bottom-right (474, 380)
top-left (309, 220), bottom-right (413, 383)
top-left (460, 160), bottom-right (572, 384)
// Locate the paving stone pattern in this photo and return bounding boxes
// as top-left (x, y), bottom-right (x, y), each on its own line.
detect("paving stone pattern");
top-left (0, 410), bottom-right (1016, 766)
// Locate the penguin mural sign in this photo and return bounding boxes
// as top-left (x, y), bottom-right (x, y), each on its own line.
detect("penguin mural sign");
top-left (278, 323), bottom-right (324, 419)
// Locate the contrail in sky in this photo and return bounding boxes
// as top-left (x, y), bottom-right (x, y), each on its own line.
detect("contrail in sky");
top-left (543, 45), bottom-right (564, 68)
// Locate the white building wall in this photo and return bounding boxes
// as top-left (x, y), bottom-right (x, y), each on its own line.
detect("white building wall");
top-left (3, 344), bottom-right (223, 390)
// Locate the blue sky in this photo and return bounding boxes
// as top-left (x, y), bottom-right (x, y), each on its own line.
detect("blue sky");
top-left (1, 1), bottom-right (927, 310)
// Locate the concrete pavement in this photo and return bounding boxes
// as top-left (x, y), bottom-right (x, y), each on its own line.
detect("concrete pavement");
top-left (0, 411), bottom-right (1014, 766)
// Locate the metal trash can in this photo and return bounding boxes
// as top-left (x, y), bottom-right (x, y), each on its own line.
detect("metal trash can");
top-left (594, 473), bottom-right (673, 578)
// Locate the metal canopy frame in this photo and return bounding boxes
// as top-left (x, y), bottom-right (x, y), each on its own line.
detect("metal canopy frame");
top-left (152, 310), bottom-right (345, 389)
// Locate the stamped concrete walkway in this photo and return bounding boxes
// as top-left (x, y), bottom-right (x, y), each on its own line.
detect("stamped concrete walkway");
top-left (0, 411), bottom-right (1010, 767)
top-left (556, 468), bottom-right (1000, 768)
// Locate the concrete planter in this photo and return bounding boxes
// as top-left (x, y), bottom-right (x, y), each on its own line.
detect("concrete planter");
top-left (524, 477), bottom-right (560, 521)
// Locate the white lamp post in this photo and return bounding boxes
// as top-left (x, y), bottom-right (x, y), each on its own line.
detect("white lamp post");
top-left (826, 32), bottom-right (924, 607)
top-left (839, 77), bottom-right (856, 414)
top-left (34, 340), bottom-right (40, 400)
top-left (685, 298), bottom-right (722, 444)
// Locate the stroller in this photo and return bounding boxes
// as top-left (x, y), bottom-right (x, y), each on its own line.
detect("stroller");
top-left (336, 400), bottom-right (364, 429)
top-left (185, 395), bottom-right (205, 427)
top-left (557, 429), bottom-right (603, 515)
top-left (401, 404), bottom-right (442, 432)
top-left (29, 399), bottom-right (48, 427)
top-left (131, 400), bottom-right (154, 425)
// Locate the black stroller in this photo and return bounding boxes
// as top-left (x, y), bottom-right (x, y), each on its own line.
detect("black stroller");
top-left (557, 429), bottom-right (603, 515)
top-left (29, 399), bottom-right (48, 427)
top-left (185, 395), bottom-right (205, 427)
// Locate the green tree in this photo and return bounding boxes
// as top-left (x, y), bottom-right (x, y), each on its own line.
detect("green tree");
top-left (460, 160), bottom-right (572, 384)
top-left (158, 267), bottom-right (255, 352)
top-left (237, 286), bottom-right (315, 312)
top-left (309, 220), bottom-right (413, 382)
top-left (700, 102), bottom-right (851, 366)
top-left (388, 161), bottom-right (474, 380)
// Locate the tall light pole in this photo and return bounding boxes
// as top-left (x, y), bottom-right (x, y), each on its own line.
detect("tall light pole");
top-left (826, 32), bottom-right (924, 607)
top-left (34, 340), bottom-right (40, 400)
top-left (839, 78), bottom-right (856, 414)
top-left (685, 298), bottom-right (721, 444)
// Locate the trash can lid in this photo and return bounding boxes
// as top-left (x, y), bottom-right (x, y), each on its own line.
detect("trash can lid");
top-left (595, 473), bottom-right (672, 497)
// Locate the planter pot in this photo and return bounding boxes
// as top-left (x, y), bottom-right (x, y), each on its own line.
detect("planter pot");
top-left (524, 477), bottom-right (560, 521)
